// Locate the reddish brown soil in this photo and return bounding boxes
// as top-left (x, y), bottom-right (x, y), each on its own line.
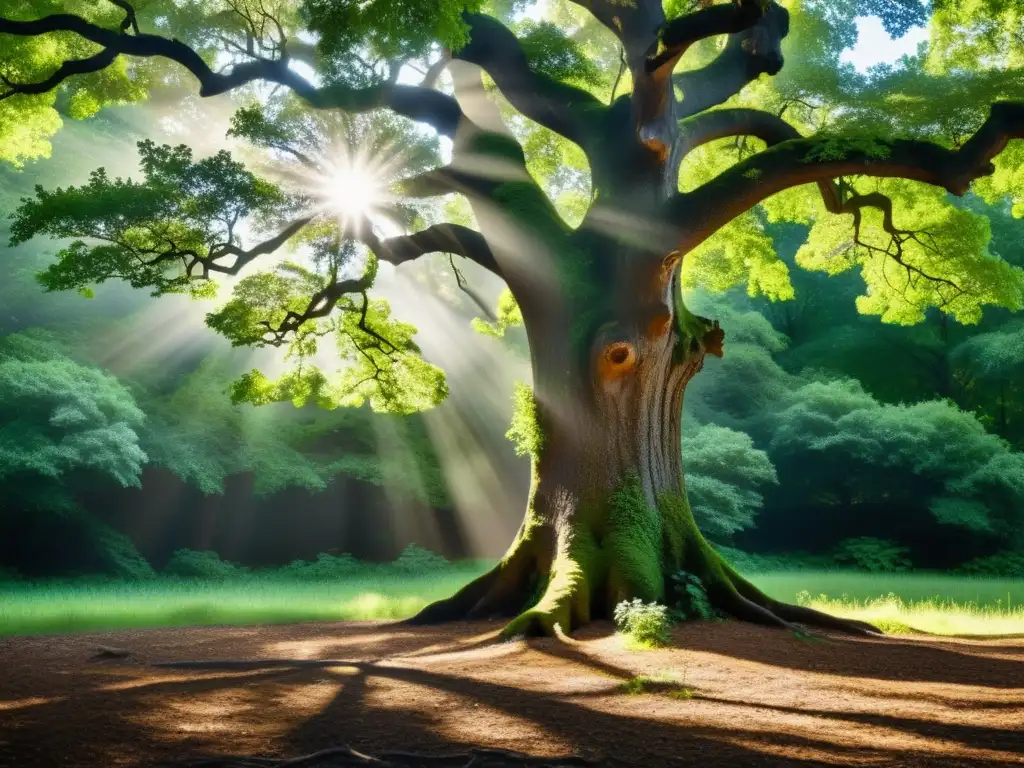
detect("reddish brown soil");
top-left (0, 621), bottom-right (1022, 767)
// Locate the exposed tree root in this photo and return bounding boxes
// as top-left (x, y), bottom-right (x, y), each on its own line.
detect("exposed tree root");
top-left (498, 605), bottom-right (569, 639)
top-left (769, 601), bottom-right (883, 636)
top-left (405, 534), bottom-right (548, 630)
top-left (91, 645), bottom-right (131, 660)
top-left (406, 526), bottom-right (882, 640)
top-left (408, 573), bottom-right (574, 641)
top-left (723, 564), bottom-right (883, 637)
top-left (403, 564), bottom-right (505, 624)
top-left (155, 746), bottom-right (608, 767)
top-left (407, 559), bottom-right (883, 640)
top-left (716, 590), bottom-right (796, 632)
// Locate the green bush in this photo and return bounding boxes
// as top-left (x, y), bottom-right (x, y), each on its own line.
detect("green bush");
top-left (89, 522), bottom-right (156, 580)
top-left (164, 549), bottom-right (247, 580)
top-left (834, 537), bottom-right (912, 572)
top-left (613, 599), bottom-right (671, 647)
top-left (959, 551), bottom-right (1024, 577)
top-left (717, 546), bottom-right (833, 573)
top-left (0, 565), bottom-right (23, 582)
top-left (670, 572), bottom-right (716, 621)
top-left (392, 544), bottom-right (449, 573)
top-left (274, 553), bottom-right (363, 580)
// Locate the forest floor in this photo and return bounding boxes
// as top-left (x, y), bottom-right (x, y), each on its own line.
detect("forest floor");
top-left (1, 621), bottom-right (1022, 767)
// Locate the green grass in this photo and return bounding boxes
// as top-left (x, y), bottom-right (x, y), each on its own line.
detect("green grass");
top-left (616, 672), bottom-right (694, 698)
top-left (750, 571), bottom-right (1024, 636)
top-left (0, 566), bottom-right (491, 637)
top-left (0, 567), bottom-right (1021, 638)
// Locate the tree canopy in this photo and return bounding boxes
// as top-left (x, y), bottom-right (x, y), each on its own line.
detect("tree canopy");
top-left (0, 329), bottom-right (147, 491)
top-left (1, 0), bottom-right (1022, 416)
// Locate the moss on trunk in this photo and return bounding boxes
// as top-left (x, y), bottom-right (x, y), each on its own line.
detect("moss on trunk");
top-left (409, 241), bottom-right (877, 639)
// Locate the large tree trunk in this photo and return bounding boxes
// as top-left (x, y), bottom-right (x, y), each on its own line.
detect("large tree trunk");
top-left (410, 248), bottom-right (877, 638)
top-left (409, 45), bottom-right (878, 638)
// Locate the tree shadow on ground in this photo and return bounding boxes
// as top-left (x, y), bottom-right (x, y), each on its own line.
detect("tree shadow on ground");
top-left (692, 695), bottom-right (1024, 754)
top-left (668, 621), bottom-right (1024, 688)
top-left (1, 620), bottom-right (1022, 768)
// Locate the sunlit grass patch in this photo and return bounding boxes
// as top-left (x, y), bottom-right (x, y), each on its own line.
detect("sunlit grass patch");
top-left (0, 566), bottom-right (491, 637)
top-left (794, 591), bottom-right (1024, 636)
top-left (748, 571), bottom-right (1024, 607)
top-left (748, 571), bottom-right (1024, 636)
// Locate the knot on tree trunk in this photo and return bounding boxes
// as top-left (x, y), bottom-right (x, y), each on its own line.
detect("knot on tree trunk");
top-left (702, 320), bottom-right (725, 357)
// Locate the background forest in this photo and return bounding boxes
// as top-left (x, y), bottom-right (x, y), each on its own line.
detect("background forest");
top-left (3, 100), bottom-right (1023, 585)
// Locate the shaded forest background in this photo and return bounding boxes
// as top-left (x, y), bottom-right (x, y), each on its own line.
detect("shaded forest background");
top-left (3, 100), bottom-right (1024, 582)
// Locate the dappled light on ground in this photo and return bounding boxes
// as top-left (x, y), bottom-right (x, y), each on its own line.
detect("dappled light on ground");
top-left (1, 621), bottom-right (1021, 767)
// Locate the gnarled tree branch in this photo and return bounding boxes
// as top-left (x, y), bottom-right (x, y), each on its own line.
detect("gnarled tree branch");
top-left (674, 2), bottom-right (789, 119)
top-left (262, 223), bottom-right (502, 345)
top-left (0, 13), bottom-right (464, 137)
top-left (676, 107), bottom-right (839, 211)
top-left (200, 217), bottom-right (313, 276)
top-left (567, 0), bottom-right (666, 63)
top-left (648, 0), bottom-right (764, 81)
top-left (0, 46), bottom-right (119, 102)
top-left (128, 218), bottom-right (313, 285)
top-left (667, 101), bottom-right (1024, 255)
top-left (455, 13), bottom-right (608, 153)
top-left (367, 223), bottom-right (502, 280)
top-left (677, 106), bottom-right (805, 158)
top-left (830, 187), bottom-right (965, 299)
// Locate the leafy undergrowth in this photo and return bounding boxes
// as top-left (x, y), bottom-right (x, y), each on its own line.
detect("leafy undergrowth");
top-left (1, 565), bottom-right (1022, 637)
top-left (613, 599), bottom-right (672, 648)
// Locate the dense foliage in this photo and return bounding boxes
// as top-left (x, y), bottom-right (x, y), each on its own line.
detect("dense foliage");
top-left (0, 0), bottom-right (1022, 585)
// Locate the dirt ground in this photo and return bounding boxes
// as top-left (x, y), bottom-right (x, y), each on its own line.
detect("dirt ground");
top-left (0, 620), bottom-right (1022, 767)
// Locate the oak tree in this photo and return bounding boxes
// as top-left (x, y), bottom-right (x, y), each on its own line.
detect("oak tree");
top-left (2, 0), bottom-right (1023, 635)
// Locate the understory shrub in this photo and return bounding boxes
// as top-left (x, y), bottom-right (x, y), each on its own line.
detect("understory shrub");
top-left (392, 544), bottom-right (449, 573)
top-left (670, 571), bottom-right (716, 620)
top-left (716, 546), bottom-right (833, 572)
top-left (614, 598), bottom-right (671, 647)
top-left (90, 522), bottom-right (156, 580)
top-left (959, 551), bottom-right (1024, 577)
top-left (164, 549), bottom-right (248, 580)
top-left (833, 537), bottom-right (912, 572)
top-left (275, 552), bottom-right (362, 579)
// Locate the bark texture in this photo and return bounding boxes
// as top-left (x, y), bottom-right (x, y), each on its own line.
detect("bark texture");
top-left (410, 239), bottom-right (876, 638)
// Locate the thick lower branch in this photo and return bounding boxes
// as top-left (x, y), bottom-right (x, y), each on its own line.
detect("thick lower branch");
top-left (0, 14), bottom-right (464, 137)
top-left (368, 223), bottom-right (503, 280)
top-left (669, 101), bottom-right (1024, 254)
top-left (456, 13), bottom-right (608, 153)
